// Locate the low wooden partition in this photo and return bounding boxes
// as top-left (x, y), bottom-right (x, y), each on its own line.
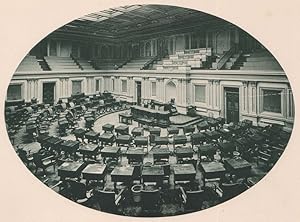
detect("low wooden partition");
top-left (130, 105), bottom-right (170, 128)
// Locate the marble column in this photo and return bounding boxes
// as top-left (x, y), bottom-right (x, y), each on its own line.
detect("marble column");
top-left (213, 80), bottom-right (220, 109)
top-left (115, 76), bottom-right (120, 95)
top-left (249, 81), bottom-right (257, 114)
top-left (181, 79), bottom-right (187, 106)
top-left (178, 79), bottom-right (183, 105)
top-left (208, 80), bottom-right (213, 108)
top-left (143, 77), bottom-right (150, 99)
top-left (242, 81), bottom-right (249, 113)
top-left (128, 77), bottom-right (134, 102)
top-left (185, 78), bottom-right (191, 106)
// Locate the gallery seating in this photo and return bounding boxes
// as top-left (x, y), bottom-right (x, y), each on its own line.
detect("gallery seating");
top-left (44, 56), bottom-right (81, 71)
top-left (16, 55), bottom-right (42, 72)
top-left (156, 48), bottom-right (212, 70)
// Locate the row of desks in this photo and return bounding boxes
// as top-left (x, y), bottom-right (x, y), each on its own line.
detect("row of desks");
top-left (58, 157), bottom-right (252, 190)
top-left (199, 158), bottom-right (252, 185)
top-left (58, 162), bottom-right (197, 189)
top-left (39, 133), bottom-right (237, 164)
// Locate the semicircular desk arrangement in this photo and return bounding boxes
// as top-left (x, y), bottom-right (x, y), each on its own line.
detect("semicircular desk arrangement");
top-left (5, 93), bottom-right (291, 217)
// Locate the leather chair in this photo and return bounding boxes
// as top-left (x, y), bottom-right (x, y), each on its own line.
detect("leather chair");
top-left (215, 182), bottom-right (248, 202)
top-left (17, 148), bottom-right (34, 168)
top-left (94, 187), bottom-right (127, 213)
top-left (62, 179), bottom-right (93, 206)
top-left (179, 186), bottom-right (205, 211)
top-left (32, 153), bottom-right (56, 176)
top-left (141, 188), bottom-right (161, 214)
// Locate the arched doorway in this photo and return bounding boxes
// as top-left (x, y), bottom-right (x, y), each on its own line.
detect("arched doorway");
top-left (165, 81), bottom-right (176, 102)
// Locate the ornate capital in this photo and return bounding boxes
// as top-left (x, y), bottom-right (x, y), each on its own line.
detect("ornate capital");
top-left (249, 81), bottom-right (257, 87)
top-left (242, 81), bottom-right (248, 86)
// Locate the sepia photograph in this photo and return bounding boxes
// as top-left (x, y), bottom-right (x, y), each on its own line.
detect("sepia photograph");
top-left (1, 0), bottom-right (299, 221)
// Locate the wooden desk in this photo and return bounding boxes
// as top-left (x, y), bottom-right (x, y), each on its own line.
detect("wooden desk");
top-left (99, 133), bottom-right (115, 146)
top-left (131, 127), bottom-right (143, 137)
top-left (58, 161), bottom-right (86, 180)
top-left (45, 137), bottom-right (63, 153)
top-left (73, 128), bottom-right (86, 141)
top-left (151, 146), bottom-right (170, 163)
top-left (228, 124), bottom-right (242, 134)
top-left (149, 127), bottom-right (161, 136)
top-left (61, 140), bottom-right (80, 159)
top-left (198, 144), bottom-right (218, 159)
top-left (142, 165), bottom-right (164, 184)
top-left (175, 146), bottom-right (194, 161)
top-left (126, 147), bottom-right (144, 164)
top-left (191, 133), bottom-right (206, 148)
top-left (219, 128), bottom-right (231, 139)
top-left (85, 131), bottom-right (100, 144)
top-left (216, 117), bottom-right (225, 126)
top-left (249, 134), bottom-right (265, 144)
top-left (116, 135), bottom-right (132, 146)
top-left (224, 158), bottom-right (252, 177)
top-left (37, 135), bottom-right (52, 149)
top-left (199, 162), bottom-right (226, 185)
top-left (119, 112), bottom-right (133, 125)
top-left (102, 123), bottom-right (114, 133)
top-left (154, 136), bottom-right (169, 146)
top-left (173, 164), bottom-right (196, 184)
top-left (183, 125), bottom-right (195, 134)
top-left (115, 125), bottom-right (129, 136)
top-left (78, 144), bottom-right (99, 160)
top-left (167, 126), bottom-right (179, 135)
top-left (218, 141), bottom-right (235, 155)
top-left (197, 121), bottom-right (209, 131)
top-left (151, 100), bottom-right (167, 109)
top-left (149, 127), bottom-right (161, 144)
top-left (87, 108), bottom-right (97, 117)
top-left (207, 118), bottom-right (218, 129)
top-left (82, 163), bottom-right (107, 185)
top-left (85, 117), bottom-right (95, 129)
top-left (26, 124), bottom-right (37, 134)
top-left (97, 104), bottom-right (106, 114)
top-left (131, 105), bottom-right (170, 128)
top-left (173, 135), bottom-right (188, 148)
top-left (101, 146), bottom-right (120, 163)
top-left (134, 136), bottom-right (148, 147)
top-left (205, 131), bottom-right (222, 141)
top-left (111, 166), bottom-right (134, 190)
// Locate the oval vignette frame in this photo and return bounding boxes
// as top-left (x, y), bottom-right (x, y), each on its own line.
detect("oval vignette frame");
top-left (1, 1), bottom-right (296, 221)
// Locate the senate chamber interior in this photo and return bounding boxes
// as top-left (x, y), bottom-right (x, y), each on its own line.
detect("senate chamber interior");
top-left (4, 4), bottom-right (294, 217)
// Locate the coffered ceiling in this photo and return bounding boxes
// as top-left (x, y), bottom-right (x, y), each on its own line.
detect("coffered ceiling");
top-left (51, 4), bottom-right (232, 42)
